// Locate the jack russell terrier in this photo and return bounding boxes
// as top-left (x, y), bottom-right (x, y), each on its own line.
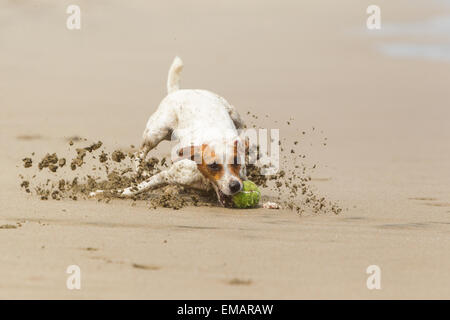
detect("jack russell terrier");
top-left (90, 57), bottom-right (248, 206)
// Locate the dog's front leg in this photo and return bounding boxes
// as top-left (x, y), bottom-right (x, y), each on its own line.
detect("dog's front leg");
top-left (126, 159), bottom-right (209, 196)
top-left (89, 169), bottom-right (168, 198)
top-left (121, 169), bottom-right (168, 196)
top-left (90, 159), bottom-right (208, 198)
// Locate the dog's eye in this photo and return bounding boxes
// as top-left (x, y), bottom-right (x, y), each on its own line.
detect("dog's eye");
top-left (207, 163), bottom-right (221, 171)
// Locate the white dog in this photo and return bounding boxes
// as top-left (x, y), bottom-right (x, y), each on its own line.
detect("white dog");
top-left (90, 57), bottom-right (247, 206)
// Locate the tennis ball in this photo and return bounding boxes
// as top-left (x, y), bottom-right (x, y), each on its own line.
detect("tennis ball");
top-left (232, 180), bottom-right (260, 208)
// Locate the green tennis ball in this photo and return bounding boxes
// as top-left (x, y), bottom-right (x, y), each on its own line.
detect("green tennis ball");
top-left (232, 180), bottom-right (260, 208)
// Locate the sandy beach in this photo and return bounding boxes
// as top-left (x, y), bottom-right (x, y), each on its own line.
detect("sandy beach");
top-left (1, 0), bottom-right (449, 299)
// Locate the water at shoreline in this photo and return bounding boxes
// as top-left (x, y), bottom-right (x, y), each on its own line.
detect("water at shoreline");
top-left (367, 7), bottom-right (450, 62)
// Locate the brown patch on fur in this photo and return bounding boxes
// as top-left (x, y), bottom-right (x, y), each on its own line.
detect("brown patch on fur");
top-left (198, 164), bottom-right (224, 182)
top-left (228, 164), bottom-right (241, 177)
top-left (229, 142), bottom-right (242, 178)
top-left (177, 145), bottom-right (200, 161)
top-left (177, 144), bottom-right (226, 183)
top-left (199, 145), bottom-right (225, 183)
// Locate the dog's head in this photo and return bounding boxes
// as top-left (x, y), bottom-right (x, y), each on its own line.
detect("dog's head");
top-left (177, 139), bottom-right (246, 206)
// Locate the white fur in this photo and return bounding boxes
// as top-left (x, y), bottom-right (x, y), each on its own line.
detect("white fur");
top-left (167, 56), bottom-right (183, 94)
top-left (90, 57), bottom-right (246, 204)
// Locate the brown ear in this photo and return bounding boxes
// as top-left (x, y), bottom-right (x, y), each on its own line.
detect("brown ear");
top-left (234, 138), bottom-right (249, 153)
top-left (239, 139), bottom-right (250, 153)
top-left (176, 144), bottom-right (211, 164)
top-left (177, 145), bottom-right (199, 162)
top-left (232, 139), bottom-right (247, 165)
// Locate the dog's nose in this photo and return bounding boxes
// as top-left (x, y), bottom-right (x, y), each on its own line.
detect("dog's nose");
top-left (229, 180), bottom-right (241, 194)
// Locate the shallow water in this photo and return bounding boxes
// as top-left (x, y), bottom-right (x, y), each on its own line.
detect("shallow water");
top-left (379, 42), bottom-right (450, 62)
top-left (368, 1), bottom-right (450, 62)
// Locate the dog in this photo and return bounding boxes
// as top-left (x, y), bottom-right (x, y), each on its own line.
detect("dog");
top-left (90, 56), bottom-right (247, 206)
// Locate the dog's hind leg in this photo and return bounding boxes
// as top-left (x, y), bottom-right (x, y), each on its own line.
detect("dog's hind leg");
top-left (133, 144), bottom-right (152, 176)
top-left (134, 105), bottom-right (177, 176)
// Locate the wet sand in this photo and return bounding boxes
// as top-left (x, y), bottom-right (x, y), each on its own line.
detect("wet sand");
top-left (1, 0), bottom-right (449, 299)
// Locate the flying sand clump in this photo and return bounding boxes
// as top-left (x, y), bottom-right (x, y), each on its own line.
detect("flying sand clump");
top-left (18, 116), bottom-right (341, 214)
top-left (19, 139), bottom-right (217, 208)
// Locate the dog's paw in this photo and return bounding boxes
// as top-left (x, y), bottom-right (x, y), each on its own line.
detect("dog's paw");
top-left (121, 189), bottom-right (133, 197)
top-left (89, 190), bottom-right (103, 198)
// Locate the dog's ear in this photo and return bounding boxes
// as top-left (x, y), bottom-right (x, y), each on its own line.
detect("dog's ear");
top-left (231, 138), bottom-right (247, 165)
top-left (244, 139), bottom-right (249, 154)
top-left (231, 139), bottom-right (247, 179)
top-left (176, 144), bottom-right (210, 163)
top-left (177, 145), bottom-right (200, 162)
top-left (176, 144), bottom-right (217, 164)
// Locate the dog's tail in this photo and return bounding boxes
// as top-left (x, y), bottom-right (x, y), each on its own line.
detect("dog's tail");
top-left (167, 56), bottom-right (183, 94)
